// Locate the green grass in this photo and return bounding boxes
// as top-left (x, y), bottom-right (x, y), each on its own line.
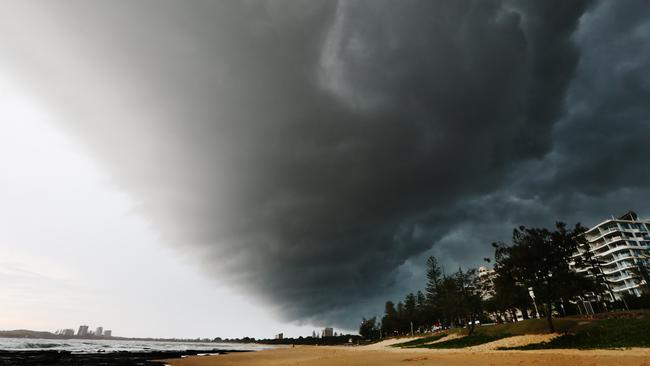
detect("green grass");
top-left (391, 333), bottom-right (448, 348)
top-left (387, 313), bottom-right (650, 350)
top-left (391, 318), bottom-right (582, 350)
top-left (468, 318), bottom-right (591, 337)
top-left (400, 318), bottom-right (594, 349)
top-left (417, 333), bottom-right (512, 349)
top-left (502, 318), bottom-right (650, 350)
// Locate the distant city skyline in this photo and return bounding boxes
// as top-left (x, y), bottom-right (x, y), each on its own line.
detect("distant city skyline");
top-left (60, 324), bottom-right (112, 338)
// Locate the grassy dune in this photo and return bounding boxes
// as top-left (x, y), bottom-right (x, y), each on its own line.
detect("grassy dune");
top-left (391, 333), bottom-right (448, 348)
top-left (394, 311), bottom-right (650, 350)
top-left (469, 318), bottom-right (592, 336)
top-left (419, 333), bottom-right (512, 349)
top-left (503, 318), bottom-right (650, 349)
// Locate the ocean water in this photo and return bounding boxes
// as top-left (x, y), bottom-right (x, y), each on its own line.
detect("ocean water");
top-left (0, 337), bottom-right (272, 353)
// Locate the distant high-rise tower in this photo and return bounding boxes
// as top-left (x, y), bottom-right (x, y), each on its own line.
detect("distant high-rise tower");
top-left (103, 330), bottom-right (112, 337)
top-left (77, 325), bottom-right (89, 337)
top-left (95, 327), bottom-right (103, 336)
top-left (322, 328), bottom-right (334, 337)
top-left (63, 329), bottom-right (75, 337)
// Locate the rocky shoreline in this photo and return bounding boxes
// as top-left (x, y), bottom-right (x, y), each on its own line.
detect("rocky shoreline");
top-left (0, 349), bottom-right (249, 365)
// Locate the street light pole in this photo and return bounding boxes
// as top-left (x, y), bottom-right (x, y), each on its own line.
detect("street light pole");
top-left (528, 287), bottom-right (540, 318)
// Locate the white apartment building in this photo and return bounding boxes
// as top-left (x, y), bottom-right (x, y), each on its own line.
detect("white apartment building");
top-left (571, 211), bottom-right (650, 300)
top-left (322, 327), bottom-right (334, 337)
top-left (478, 266), bottom-right (497, 300)
top-left (77, 325), bottom-right (89, 337)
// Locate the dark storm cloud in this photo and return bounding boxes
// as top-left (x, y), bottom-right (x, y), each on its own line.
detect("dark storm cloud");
top-left (6, 0), bottom-right (647, 328)
top-left (398, 0), bottom-right (650, 295)
top-left (541, 1), bottom-right (650, 196)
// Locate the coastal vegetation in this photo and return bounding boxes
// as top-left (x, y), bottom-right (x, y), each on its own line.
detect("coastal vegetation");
top-left (391, 318), bottom-right (589, 349)
top-left (464, 317), bottom-right (588, 336)
top-left (359, 221), bottom-right (650, 348)
top-left (502, 317), bottom-right (650, 350)
top-left (490, 222), bottom-right (601, 332)
top-left (390, 312), bottom-right (650, 350)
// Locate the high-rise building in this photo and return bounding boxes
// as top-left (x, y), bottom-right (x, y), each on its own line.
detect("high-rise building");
top-left (571, 211), bottom-right (650, 300)
top-left (56, 328), bottom-right (74, 337)
top-left (275, 333), bottom-right (283, 340)
top-left (77, 325), bottom-right (89, 337)
top-left (95, 327), bottom-right (103, 337)
top-left (103, 330), bottom-right (112, 337)
top-left (478, 266), bottom-right (497, 300)
top-left (61, 328), bottom-right (75, 337)
top-left (322, 328), bottom-right (334, 337)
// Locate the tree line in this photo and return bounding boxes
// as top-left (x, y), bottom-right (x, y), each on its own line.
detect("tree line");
top-left (359, 222), bottom-right (650, 339)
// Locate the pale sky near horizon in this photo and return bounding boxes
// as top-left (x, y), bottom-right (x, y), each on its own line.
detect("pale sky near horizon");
top-left (1, 0), bottom-right (649, 338)
top-left (0, 75), bottom-right (321, 339)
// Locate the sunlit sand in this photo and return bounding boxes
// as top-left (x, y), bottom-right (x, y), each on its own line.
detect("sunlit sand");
top-left (163, 340), bottom-right (650, 366)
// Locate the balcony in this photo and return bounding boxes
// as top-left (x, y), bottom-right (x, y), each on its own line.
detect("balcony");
top-left (587, 227), bottom-right (622, 242)
top-left (601, 253), bottom-right (645, 267)
top-left (602, 264), bottom-right (638, 275)
top-left (595, 245), bottom-right (637, 258)
top-left (612, 283), bottom-right (643, 293)
top-left (604, 235), bottom-right (624, 244)
top-left (607, 274), bottom-right (633, 283)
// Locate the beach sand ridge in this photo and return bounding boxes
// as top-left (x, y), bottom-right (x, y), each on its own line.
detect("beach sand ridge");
top-left (162, 343), bottom-right (650, 366)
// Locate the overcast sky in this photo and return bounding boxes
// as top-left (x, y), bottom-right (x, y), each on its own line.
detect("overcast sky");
top-left (1, 0), bottom-right (649, 338)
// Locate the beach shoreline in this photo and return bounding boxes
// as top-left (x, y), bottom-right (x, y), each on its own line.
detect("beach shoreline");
top-left (162, 344), bottom-right (650, 366)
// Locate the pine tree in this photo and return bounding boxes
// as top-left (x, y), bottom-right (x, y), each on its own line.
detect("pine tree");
top-left (493, 222), bottom-right (600, 332)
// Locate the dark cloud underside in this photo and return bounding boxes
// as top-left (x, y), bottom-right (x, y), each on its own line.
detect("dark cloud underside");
top-left (1, 0), bottom-right (648, 328)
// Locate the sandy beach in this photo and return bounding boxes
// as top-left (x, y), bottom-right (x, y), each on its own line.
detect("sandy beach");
top-left (163, 344), bottom-right (650, 366)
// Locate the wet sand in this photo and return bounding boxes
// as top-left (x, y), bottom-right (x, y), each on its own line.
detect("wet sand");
top-left (162, 344), bottom-right (650, 366)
